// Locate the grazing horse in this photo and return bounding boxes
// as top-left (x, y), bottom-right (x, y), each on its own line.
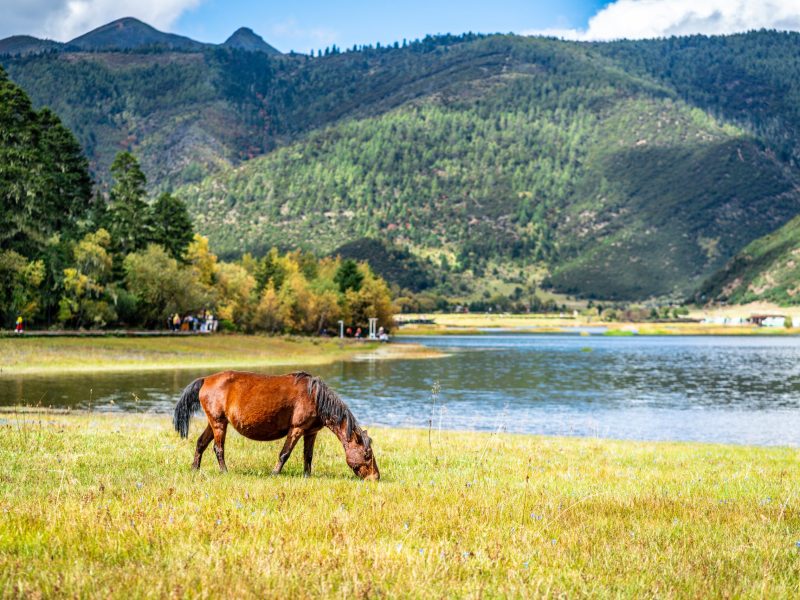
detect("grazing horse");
top-left (173, 371), bottom-right (379, 480)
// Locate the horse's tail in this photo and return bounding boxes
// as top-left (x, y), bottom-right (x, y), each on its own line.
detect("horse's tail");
top-left (174, 378), bottom-right (204, 438)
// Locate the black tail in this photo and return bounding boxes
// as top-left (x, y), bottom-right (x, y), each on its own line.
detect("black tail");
top-left (173, 378), bottom-right (204, 438)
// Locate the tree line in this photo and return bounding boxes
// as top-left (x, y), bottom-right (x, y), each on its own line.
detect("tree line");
top-left (0, 66), bottom-right (393, 332)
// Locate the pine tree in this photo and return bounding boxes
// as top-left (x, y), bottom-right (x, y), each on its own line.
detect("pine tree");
top-left (36, 108), bottom-right (93, 237)
top-left (334, 259), bottom-right (364, 293)
top-left (106, 151), bottom-right (151, 255)
top-left (0, 67), bottom-right (92, 255)
top-left (150, 192), bottom-right (194, 260)
top-left (0, 67), bottom-right (41, 253)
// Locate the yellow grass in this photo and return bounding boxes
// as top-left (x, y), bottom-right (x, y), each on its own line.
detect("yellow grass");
top-left (395, 313), bottom-right (800, 336)
top-left (1, 411), bottom-right (799, 597)
top-left (0, 335), bottom-right (443, 377)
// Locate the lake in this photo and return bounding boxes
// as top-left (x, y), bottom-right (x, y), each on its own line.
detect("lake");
top-left (3, 334), bottom-right (800, 446)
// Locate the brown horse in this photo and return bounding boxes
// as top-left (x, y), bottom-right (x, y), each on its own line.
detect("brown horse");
top-left (173, 370), bottom-right (379, 480)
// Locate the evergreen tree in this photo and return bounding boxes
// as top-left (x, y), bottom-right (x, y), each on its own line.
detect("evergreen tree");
top-left (0, 67), bottom-right (40, 253)
top-left (334, 259), bottom-right (364, 293)
top-left (150, 192), bottom-right (194, 260)
top-left (36, 108), bottom-right (93, 237)
top-left (106, 151), bottom-right (151, 255)
top-left (0, 67), bottom-right (92, 256)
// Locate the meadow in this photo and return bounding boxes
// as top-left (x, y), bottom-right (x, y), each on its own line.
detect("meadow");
top-left (1, 411), bottom-right (799, 598)
top-left (395, 312), bottom-right (800, 336)
top-left (0, 335), bottom-right (386, 376)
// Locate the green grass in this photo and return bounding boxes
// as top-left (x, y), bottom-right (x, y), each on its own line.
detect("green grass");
top-left (0, 335), bottom-right (377, 375)
top-left (1, 411), bottom-right (799, 597)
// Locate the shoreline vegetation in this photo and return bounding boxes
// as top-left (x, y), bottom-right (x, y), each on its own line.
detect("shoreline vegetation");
top-left (1, 411), bottom-right (799, 597)
top-left (0, 335), bottom-right (441, 377)
top-left (394, 309), bottom-right (800, 336)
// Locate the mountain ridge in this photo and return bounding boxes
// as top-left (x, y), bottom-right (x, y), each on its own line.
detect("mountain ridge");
top-left (67, 17), bottom-right (208, 51)
top-left (223, 27), bottom-right (280, 55)
top-left (4, 25), bottom-right (800, 301)
top-left (0, 17), bottom-right (282, 56)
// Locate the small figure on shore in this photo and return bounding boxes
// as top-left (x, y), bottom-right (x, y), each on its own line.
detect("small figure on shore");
top-left (355, 327), bottom-right (362, 339)
top-left (378, 326), bottom-right (389, 342)
top-left (171, 313), bottom-right (181, 331)
top-left (346, 326), bottom-right (353, 337)
top-left (14, 315), bottom-right (23, 334)
top-left (205, 311), bottom-right (217, 333)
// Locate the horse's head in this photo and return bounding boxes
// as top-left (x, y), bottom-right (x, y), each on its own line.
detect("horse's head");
top-left (345, 429), bottom-right (379, 481)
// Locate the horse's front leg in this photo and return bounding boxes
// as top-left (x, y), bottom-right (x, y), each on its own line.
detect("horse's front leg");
top-left (303, 432), bottom-right (318, 478)
top-left (272, 428), bottom-right (304, 475)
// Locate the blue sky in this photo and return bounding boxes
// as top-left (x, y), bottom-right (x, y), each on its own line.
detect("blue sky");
top-left (174, 0), bottom-right (607, 52)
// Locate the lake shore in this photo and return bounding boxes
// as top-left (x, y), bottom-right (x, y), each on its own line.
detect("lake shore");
top-left (395, 311), bottom-right (800, 336)
top-left (0, 334), bottom-right (441, 377)
top-left (2, 410), bottom-right (798, 597)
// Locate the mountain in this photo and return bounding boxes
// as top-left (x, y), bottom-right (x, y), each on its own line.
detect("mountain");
top-left (0, 35), bottom-right (63, 56)
top-left (66, 17), bottom-right (208, 51)
top-left (4, 24), bottom-right (800, 300)
top-left (223, 27), bottom-right (280, 55)
top-left (694, 216), bottom-right (800, 306)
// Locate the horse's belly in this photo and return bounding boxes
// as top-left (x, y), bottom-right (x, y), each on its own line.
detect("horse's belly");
top-left (237, 427), bottom-right (289, 442)
top-left (228, 406), bottom-right (292, 441)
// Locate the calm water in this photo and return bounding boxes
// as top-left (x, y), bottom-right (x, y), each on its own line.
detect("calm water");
top-left (3, 334), bottom-right (800, 446)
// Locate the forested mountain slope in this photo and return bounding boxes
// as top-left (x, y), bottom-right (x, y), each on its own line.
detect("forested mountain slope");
top-left (695, 216), bottom-right (800, 306)
top-left (4, 24), bottom-right (800, 300)
top-left (177, 35), bottom-right (800, 299)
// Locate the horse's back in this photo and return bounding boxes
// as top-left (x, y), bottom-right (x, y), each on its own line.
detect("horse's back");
top-left (200, 371), bottom-right (318, 440)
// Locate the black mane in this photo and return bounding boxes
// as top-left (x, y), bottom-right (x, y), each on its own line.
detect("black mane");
top-left (293, 372), bottom-right (363, 440)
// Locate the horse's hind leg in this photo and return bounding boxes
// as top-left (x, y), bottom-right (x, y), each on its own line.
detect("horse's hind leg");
top-left (272, 428), bottom-right (303, 475)
top-left (211, 420), bottom-right (228, 473)
top-left (303, 432), bottom-right (318, 477)
top-left (193, 425), bottom-right (214, 469)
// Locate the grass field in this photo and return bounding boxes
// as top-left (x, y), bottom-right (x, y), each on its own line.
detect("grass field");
top-left (1, 411), bottom-right (799, 597)
top-left (395, 312), bottom-right (800, 336)
top-left (0, 335), bottom-right (398, 376)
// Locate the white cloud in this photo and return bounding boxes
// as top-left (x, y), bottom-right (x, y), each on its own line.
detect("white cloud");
top-left (524, 0), bottom-right (800, 41)
top-left (270, 18), bottom-right (339, 50)
top-left (0, 0), bottom-right (203, 42)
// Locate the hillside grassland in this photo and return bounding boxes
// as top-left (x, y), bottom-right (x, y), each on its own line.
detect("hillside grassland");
top-left (696, 215), bottom-right (800, 306)
top-left (1, 412), bottom-right (799, 597)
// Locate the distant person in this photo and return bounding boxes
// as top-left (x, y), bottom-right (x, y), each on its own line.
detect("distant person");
top-left (355, 327), bottom-right (362, 339)
top-left (15, 316), bottom-right (23, 334)
top-left (346, 326), bottom-right (353, 337)
top-left (172, 313), bottom-right (181, 331)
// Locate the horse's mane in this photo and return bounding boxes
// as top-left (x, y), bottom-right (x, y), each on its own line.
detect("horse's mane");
top-left (293, 372), bottom-right (363, 441)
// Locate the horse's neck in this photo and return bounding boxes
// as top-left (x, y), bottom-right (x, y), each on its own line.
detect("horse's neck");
top-left (327, 420), bottom-right (353, 449)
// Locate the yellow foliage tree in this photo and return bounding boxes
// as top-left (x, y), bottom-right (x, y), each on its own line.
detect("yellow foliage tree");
top-left (215, 262), bottom-right (256, 327)
top-left (186, 234), bottom-right (218, 287)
